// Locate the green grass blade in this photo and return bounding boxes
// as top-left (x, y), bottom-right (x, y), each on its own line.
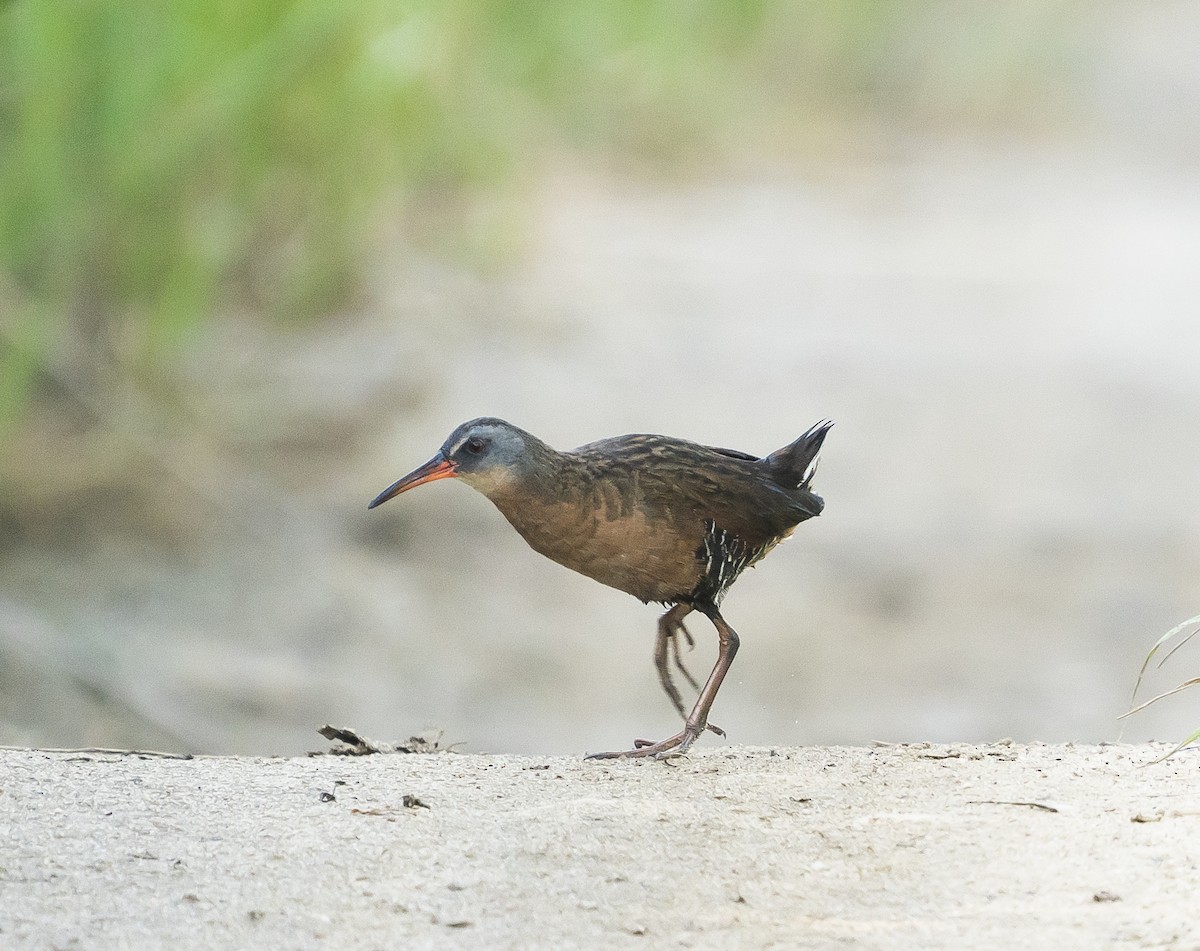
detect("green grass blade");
top-left (1145, 728), bottom-right (1200, 766)
top-left (1130, 615), bottom-right (1200, 705)
top-left (1157, 626), bottom-right (1200, 669)
top-left (1119, 677), bottom-right (1200, 720)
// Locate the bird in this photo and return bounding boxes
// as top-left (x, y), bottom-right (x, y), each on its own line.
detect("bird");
top-left (368, 417), bottom-right (831, 759)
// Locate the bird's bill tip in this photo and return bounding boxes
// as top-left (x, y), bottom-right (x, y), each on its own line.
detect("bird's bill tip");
top-left (368, 453), bottom-right (458, 509)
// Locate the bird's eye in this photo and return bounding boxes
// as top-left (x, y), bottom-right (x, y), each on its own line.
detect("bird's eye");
top-left (464, 437), bottom-right (487, 455)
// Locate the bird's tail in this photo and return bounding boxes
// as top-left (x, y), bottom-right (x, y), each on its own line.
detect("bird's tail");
top-left (763, 420), bottom-right (833, 490)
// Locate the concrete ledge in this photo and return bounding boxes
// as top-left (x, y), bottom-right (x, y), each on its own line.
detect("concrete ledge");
top-left (2, 743), bottom-right (1197, 949)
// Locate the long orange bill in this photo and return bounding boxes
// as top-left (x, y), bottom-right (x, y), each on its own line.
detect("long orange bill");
top-left (368, 453), bottom-right (458, 509)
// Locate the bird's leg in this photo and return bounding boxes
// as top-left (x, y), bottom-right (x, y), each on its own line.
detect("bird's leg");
top-left (652, 604), bottom-right (724, 739)
top-left (668, 625), bottom-right (699, 689)
top-left (667, 630), bottom-right (725, 736)
top-left (587, 604), bottom-right (739, 761)
top-left (654, 604), bottom-right (694, 717)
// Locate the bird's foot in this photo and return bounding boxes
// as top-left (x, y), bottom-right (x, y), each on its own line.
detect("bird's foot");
top-left (585, 723), bottom-right (706, 761)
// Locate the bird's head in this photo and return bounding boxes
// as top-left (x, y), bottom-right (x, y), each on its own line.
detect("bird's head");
top-left (368, 417), bottom-right (538, 508)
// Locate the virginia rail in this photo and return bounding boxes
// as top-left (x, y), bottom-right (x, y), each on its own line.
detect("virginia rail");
top-left (369, 417), bottom-right (831, 759)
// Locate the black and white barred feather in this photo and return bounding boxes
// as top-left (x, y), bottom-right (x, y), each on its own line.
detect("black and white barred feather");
top-left (690, 519), bottom-right (769, 606)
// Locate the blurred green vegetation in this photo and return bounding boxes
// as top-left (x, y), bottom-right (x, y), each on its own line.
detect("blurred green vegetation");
top-left (0, 0), bottom-right (1074, 425)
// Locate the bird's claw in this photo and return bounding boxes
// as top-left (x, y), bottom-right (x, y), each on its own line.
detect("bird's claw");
top-left (585, 723), bottom-right (707, 761)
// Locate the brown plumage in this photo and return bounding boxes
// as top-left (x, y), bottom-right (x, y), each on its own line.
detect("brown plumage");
top-left (369, 417), bottom-right (831, 759)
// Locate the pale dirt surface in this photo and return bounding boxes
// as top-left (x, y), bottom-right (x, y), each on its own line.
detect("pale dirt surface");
top-left (2, 743), bottom-right (1199, 951)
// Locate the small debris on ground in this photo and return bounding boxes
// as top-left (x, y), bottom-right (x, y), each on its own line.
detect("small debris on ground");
top-left (968, 800), bottom-right (1059, 813)
top-left (313, 725), bottom-right (454, 756)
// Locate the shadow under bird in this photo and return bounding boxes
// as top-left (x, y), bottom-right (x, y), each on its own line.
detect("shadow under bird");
top-left (369, 417), bottom-right (832, 759)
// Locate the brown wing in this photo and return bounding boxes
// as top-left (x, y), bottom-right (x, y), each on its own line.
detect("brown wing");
top-left (575, 434), bottom-right (816, 549)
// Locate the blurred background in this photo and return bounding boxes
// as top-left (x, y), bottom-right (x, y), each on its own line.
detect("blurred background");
top-left (2, 1), bottom-right (1199, 755)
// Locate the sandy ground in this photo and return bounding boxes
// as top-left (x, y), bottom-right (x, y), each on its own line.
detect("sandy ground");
top-left (2, 742), bottom-right (1198, 950)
